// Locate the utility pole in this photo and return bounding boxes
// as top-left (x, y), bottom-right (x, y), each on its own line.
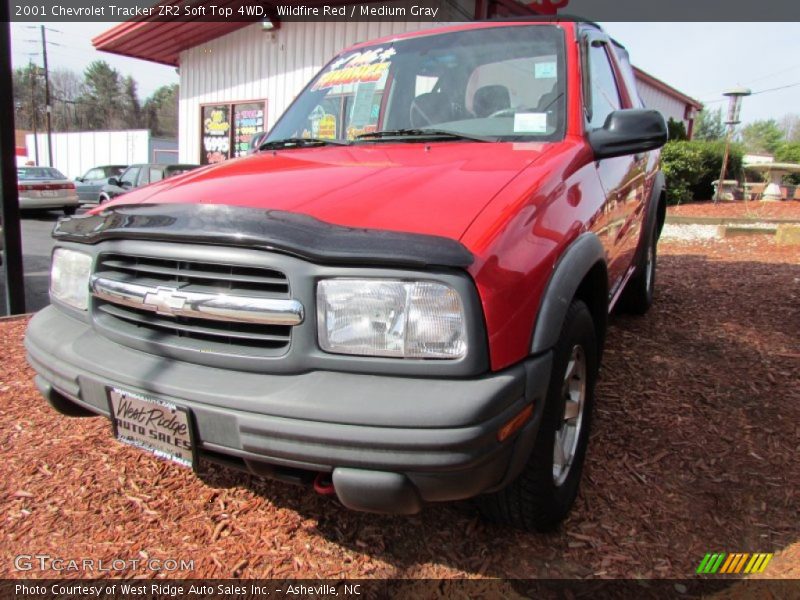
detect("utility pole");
top-left (28, 59), bottom-right (39, 165)
top-left (1, 14), bottom-right (27, 314)
top-left (40, 25), bottom-right (53, 167)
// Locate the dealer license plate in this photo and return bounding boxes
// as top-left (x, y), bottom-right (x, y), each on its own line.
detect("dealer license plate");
top-left (107, 388), bottom-right (195, 469)
top-left (40, 190), bottom-right (58, 197)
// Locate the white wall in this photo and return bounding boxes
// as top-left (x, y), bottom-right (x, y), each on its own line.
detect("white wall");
top-left (24, 130), bottom-right (174, 179)
top-left (178, 21), bottom-right (437, 163)
top-left (636, 79), bottom-right (692, 128)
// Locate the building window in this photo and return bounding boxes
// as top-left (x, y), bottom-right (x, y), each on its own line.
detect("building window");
top-left (201, 100), bottom-right (267, 164)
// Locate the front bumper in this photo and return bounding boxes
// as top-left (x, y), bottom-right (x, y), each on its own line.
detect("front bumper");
top-left (25, 306), bottom-right (552, 514)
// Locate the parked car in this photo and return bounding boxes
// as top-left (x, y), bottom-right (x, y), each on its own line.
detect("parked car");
top-left (26, 21), bottom-right (667, 531)
top-left (98, 163), bottom-right (199, 202)
top-left (17, 166), bottom-right (80, 215)
top-left (74, 165), bottom-right (127, 203)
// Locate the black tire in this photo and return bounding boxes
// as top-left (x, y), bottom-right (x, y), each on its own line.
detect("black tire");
top-left (619, 227), bottom-right (657, 315)
top-left (98, 194), bottom-right (110, 204)
top-left (63, 206), bottom-right (77, 216)
top-left (478, 300), bottom-right (598, 531)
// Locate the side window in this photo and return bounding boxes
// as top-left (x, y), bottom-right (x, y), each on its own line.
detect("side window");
top-left (149, 167), bottom-right (164, 183)
top-left (613, 46), bottom-right (644, 109)
top-left (138, 169), bottom-right (150, 186)
top-left (84, 168), bottom-right (103, 181)
top-left (118, 167), bottom-right (140, 186)
top-left (586, 42), bottom-right (622, 129)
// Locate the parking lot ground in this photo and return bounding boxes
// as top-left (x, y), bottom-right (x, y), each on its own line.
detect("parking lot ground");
top-left (0, 210), bottom-right (80, 316)
top-left (0, 235), bottom-right (798, 580)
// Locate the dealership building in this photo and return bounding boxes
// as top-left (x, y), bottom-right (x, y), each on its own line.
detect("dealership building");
top-left (94, 12), bottom-right (702, 164)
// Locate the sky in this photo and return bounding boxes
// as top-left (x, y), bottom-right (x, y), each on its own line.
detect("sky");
top-left (10, 21), bottom-right (800, 123)
top-left (10, 21), bottom-right (178, 99)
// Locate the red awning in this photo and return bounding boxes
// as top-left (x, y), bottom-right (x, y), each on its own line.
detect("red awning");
top-left (93, 21), bottom-right (251, 67)
top-left (92, 1), bottom-right (544, 66)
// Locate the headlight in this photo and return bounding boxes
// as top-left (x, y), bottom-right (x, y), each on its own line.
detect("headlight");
top-left (50, 248), bottom-right (92, 310)
top-left (317, 279), bottom-right (467, 359)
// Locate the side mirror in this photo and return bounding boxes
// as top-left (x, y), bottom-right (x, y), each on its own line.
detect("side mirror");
top-left (75, 176), bottom-right (84, 183)
top-left (587, 109), bottom-right (667, 160)
top-left (107, 177), bottom-right (120, 187)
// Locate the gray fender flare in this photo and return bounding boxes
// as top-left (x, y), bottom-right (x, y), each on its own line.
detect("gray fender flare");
top-left (530, 232), bottom-right (606, 354)
top-left (630, 170), bottom-right (666, 276)
top-left (645, 171), bottom-right (666, 242)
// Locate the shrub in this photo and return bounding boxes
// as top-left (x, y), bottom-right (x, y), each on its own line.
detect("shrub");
top-left (661, 141), bottom-right (703, 205)
top-left (660, 140), bottom-right (744, 205)
top-left (775, 142), bottom-right (800, 185)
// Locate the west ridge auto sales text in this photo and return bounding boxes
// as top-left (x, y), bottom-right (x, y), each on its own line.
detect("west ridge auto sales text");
top-left (16, 583), bottom-right (356, 597)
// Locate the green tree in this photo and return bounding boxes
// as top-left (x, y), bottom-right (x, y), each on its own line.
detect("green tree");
top-left (775, 142), bottom-right (800, 184)
top-left (667, 118), bottom-right (688, 141)
top-left (12, 63), bottom-right (46, 133)
top-left (80, 60), bottom-right (123, 129)
top-left (121, 75), bottom-right (142, 128)
top-left (143, 83), bottom-right (178, 138)
top-left (693, 107), bottom-right (726, 141)
top-left (740, 119), bottom-right (784, 154)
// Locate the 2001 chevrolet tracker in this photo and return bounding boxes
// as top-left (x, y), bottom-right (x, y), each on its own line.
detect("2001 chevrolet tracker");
top-left (26, 21), bottom-right (667, 530)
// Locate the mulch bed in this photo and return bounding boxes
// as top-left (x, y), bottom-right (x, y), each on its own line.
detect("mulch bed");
top-left (669, 200), bottom-right (800, 220)
top-left (1, 237), bottom-right (798, 580)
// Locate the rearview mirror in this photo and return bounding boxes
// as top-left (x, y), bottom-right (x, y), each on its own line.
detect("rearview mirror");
top-left (588, 109), bottom-right (667, 160)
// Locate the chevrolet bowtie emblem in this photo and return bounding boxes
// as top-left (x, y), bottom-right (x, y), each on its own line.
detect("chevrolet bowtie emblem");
top-left (143, 287), bottom-right (188, 317)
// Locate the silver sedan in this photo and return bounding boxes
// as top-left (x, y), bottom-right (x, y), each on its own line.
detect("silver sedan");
top-left (17, 166), bottom-right (80, 215)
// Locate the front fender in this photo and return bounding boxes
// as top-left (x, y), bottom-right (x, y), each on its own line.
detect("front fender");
top-left (530, 232), bottom-right (606, 354)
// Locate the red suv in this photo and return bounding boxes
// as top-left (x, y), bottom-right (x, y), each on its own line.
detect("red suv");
top-left (26, 21), bottom-right (667, 531)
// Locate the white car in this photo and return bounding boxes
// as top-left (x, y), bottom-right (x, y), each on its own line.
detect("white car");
top-left (17, 167), bottom-right (80, 215)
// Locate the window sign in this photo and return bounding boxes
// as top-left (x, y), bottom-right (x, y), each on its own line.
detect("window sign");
top-left (233, 103), bottom-right (265, 158)
top-left (202, 105), bottom-right (231, 165)
top-left (200, 100), bottom-right (267, 164)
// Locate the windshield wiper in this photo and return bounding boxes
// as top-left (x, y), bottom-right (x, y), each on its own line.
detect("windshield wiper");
top-left (356, 129), bottom-right (494, 142)
top-left (258, 137), bottom-right (349, 151)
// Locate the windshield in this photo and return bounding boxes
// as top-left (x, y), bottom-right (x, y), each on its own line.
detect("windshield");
top-left (18, 167), bottom-right (66, 180)
top-left (268, 25), bottom-right (566, 144)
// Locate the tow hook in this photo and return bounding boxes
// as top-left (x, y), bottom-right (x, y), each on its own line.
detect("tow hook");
top-left (313, 472), bottom-right (336, 496)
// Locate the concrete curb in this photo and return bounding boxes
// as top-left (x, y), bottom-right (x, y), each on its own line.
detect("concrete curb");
top-left (666, 215), bottom-right (800, 226)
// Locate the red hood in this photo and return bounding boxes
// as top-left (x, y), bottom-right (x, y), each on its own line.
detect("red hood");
top-left (102, 142), bottom-right (553, 241)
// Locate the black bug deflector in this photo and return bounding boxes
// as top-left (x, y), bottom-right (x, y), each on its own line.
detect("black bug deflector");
top-left (53, 204), bottom-right (475, 269)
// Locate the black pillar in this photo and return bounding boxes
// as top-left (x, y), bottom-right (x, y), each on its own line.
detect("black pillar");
top-left (1, 14), bottom-right (27, 315)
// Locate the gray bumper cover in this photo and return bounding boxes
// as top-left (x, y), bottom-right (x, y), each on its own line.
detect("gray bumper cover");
top-left (25, 306), bottom-right (552, 514)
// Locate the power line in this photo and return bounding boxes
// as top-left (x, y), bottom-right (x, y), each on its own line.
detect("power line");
top-left (701, 80), bottom-right (800, 105)
top-left (751, 81), bottom-right (800, 95)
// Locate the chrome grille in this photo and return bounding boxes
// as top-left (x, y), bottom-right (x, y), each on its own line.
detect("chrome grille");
top-left (92, 254), bottom-right (298, 355)
top-left (96, 254), bottom-right (290, 295)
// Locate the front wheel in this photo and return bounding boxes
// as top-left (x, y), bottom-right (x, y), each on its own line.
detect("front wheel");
top-left (478, 300), bottom-right (598, 531)
top-left (619, 228), bottom-right (657, 315)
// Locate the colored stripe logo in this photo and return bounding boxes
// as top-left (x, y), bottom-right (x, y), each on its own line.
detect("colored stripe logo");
top-left (697, 553), bottom-right (773, 574)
